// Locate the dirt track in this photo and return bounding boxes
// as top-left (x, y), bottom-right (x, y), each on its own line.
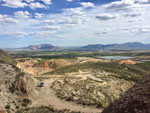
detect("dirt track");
top-left (31, 80), bottom-right (103, 113)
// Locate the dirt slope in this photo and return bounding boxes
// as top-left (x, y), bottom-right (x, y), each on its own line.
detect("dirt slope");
top-left (102, 75), bottom-right (150, 113)
top-left (0, 49), bottom-right (17, 66)
top-left (17, 59), bottom-right (72, 75)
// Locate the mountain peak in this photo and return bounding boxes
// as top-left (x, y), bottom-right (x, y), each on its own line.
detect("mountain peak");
top-left (27, 44), bottom-right (55, 50)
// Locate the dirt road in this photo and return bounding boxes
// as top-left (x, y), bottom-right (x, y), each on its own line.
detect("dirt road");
top-left (31, 80), bottom-right (102, 113)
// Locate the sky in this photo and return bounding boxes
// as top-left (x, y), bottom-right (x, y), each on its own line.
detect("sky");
top-left (0, 0), bottom-right (150, 48)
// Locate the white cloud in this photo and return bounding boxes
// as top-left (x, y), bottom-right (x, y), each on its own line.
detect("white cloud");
top-left (135, 0), bottom-right (150, 4)
top-left (44, 19), bottom-right (56, 24)
top-left (66, 0), bottom-right (73, 2)
top-left (1, 0), bottom-right (27, 8)
top-left (14, 11), bottom-right (31, 19)
top-left (29, 2), bottom-right (47, 9)
top-left (34, 13), bottom-right (44, 18)
top-left (124, 12), bottom-right (142, 17)
top-left (0, 14), bottom-right (18, 24)
top-left (103, 0), bottom-right (135, 12)
top-left (42, 25), bottom-right (60, 30)
top-left (11, 31), bottom-right (30, 37)
top-left (40, 0), bottom-right (52, 5)
top-left (137, 26), bottom-right (150, 34)
top-left (25, 0), bottom-right (34, 3)
top-left (0, 0), bottom-right (52, 9)
top-left (80, 2), bottom-right (95, 8)
top-left (66, 8), bottom-right (86, 17)
top-left (4, 18), bottom-right (19, 24)
top-left (95, 14), bottom-right (118, 21)
top-left (38, 31), bottom-right (56, 35)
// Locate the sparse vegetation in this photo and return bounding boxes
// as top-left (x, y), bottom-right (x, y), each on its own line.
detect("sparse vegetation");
top-left (16, 106), bottom-right (81, 113)
top-left (2, 49), bottom-right (150, 113)
top-left (135, 61), bottom-right (150, 72)
top-left (47, 62), bottom-right (148, 82)
top-left (21, 98), bottom-right (32, 107)
top-left (5, 105), bottom-right (10, 109)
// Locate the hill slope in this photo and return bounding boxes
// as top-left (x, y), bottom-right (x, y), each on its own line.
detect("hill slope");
top-left (0, 50), bottom-right (37, 112)
top-left (102, 75), bottom-right (150, 113)
top-left (0, 49), bottom-right (17, 65)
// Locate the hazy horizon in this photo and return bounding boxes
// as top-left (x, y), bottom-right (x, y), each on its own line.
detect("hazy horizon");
top-left (1, 41), bottom-right (150, 49)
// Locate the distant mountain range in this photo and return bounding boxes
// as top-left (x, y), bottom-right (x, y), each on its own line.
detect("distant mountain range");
top-left (80, 42), bottom-right (150, 51)
top-left (4, 42), bottom-right (150, 51)
top-left (21, 44), bottom-right (63, 51)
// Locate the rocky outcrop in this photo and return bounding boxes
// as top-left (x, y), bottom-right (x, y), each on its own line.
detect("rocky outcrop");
top-left (17, 59), bottom-right (72, 75)
top-left (119, 59), bottom-right (136, 65)
top-left (34, 59), bottom-right (72, 69)
top-left (51, 70), bottom-right (134, 108)
top-left (102, 75), bottom-right (150, 113)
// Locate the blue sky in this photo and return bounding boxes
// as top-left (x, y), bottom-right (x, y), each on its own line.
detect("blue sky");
top-left (0, 0), bottom-right (150, 48)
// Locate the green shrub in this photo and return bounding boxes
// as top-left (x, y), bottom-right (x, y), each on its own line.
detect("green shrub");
top-left (5, 105), bottom-right (10, 109)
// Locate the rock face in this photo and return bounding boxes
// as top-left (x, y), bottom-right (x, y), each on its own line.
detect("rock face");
top-left (102, 75), bottom-right (150, 113)
top-left (0, 49), bottom-right (17, 66)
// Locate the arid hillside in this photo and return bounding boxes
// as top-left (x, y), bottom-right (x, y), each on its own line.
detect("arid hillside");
top-left (102, 75), bottom-right (150, 113)
top-left (1, 49), bottom-right (150, 113)
top-left (0, 49), bottom-right (37, 113)
top-left (0, 50), bottom-right (17, 66)
top-left (17, 59), bottom-right (72, 75)
top-left (0, 63), bottom-right (38, 113)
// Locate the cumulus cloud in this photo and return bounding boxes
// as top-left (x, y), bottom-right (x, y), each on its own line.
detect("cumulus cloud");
top-left (10, 31), bottom-right (30, 37)
top-left (138, 26), bottom-right (150, 34)
top-left (42, 25), bottom-right (60, 30)
top-left (0, 0), bottom-right (52, 9)
top-left (80, 2), bottom-right (95, 8)
top-left (95, 14), bottom-right (118, 21)
top-left (62, 8), bottom-right (88, 25)
top-left (0, 14), bottom-right (18, 24)
top-left (103, 0), bottom-right (135, 12)
top-left (25, 0), bottom-right (34, 3)
top-left (135, 0), bottom-right (150, 4)
top-left (66, 8), bottom-right (86, 17)
top-left (44, 19), bottom-right (56, 24)
top-left (124, 12), bottom-right (142, 17)
top-left (29, 2), bottom-right (47, 9)
top-left (37, 31), bottom-right (56, 36)
top-left (40, 0), bottom-right (52, 5)
top-left (1, 0), bottom-right (27, 8)
top-left (4, 18), bottom-right (19, 24)
top-left (66, 0), bottom-right (73, 2)
top-left (34, 13), bottom-right (44, 18)
top-left (14, 11), bottom-right (31, 19)
top-left (94, 32), bottom-right (108, 35)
